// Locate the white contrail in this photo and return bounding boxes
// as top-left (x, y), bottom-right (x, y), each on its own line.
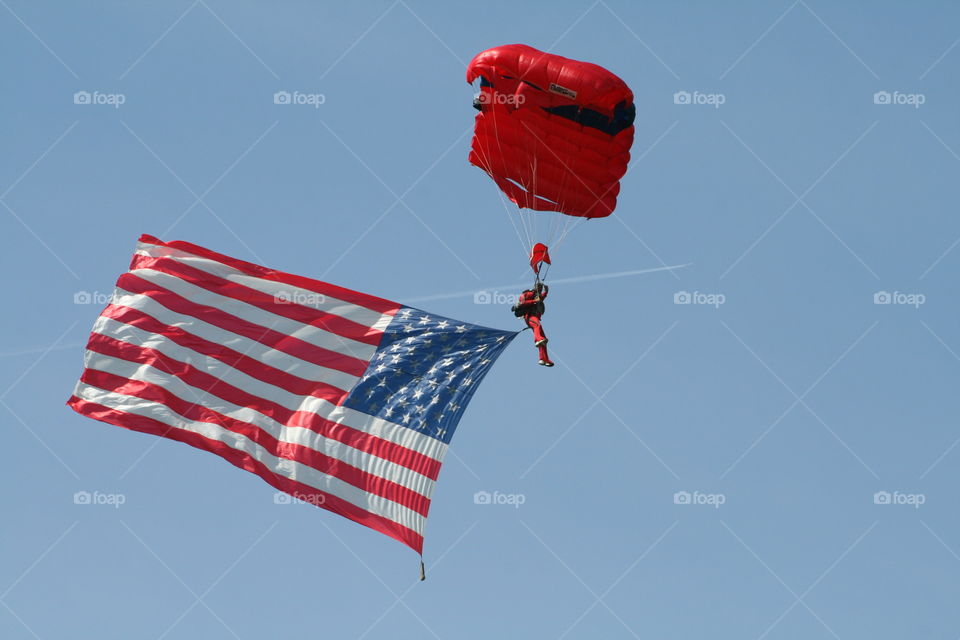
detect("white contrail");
top-left (405, 264), bottom-right (691, 303)
top-left (0, 342), bottom-right (85, 360)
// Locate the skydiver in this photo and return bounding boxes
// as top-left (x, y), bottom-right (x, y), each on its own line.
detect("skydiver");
top-left (512, 281), bottom-right (553, 367)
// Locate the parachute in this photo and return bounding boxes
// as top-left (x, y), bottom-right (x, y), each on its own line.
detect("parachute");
top-left (529, 242), bottom-right (551, 275)
top-left (467, 44), bottom-right (635, 274)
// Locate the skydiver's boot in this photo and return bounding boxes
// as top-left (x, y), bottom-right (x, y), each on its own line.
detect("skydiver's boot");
top-left (538, 344), bottom-right (553, 367)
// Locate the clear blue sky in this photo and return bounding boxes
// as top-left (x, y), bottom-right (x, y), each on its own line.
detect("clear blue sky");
top-left (3, 1), bottom-right (960, 638)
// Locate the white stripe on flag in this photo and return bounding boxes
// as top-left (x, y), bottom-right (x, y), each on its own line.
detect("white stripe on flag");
top-left (135, 242), bottom-right (394, 328)
top-left (110, 291), bottom-right (360, 388)
top-left (128, 267), bottom-right (378, 361)
top-left (82, 350), bottom-right (448, 464)
top-left (73, 382), bottom-right (428, 535)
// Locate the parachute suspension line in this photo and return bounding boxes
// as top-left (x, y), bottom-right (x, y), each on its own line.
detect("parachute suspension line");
top-left (539, 261), bottom-right (551, 281)
top-left (420, 557), bottom-right (426, 581)
top-left (479, 104), bottom-right (531, 254)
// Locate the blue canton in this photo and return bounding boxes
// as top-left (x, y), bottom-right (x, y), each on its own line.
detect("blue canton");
top-left (341, 307), bottom-right (517, 443)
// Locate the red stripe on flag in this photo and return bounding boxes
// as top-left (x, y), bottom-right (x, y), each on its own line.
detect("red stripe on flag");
top-left (138, 235), bottom-right (399, 315)
top-left (130, 253), bottom-right (384, 346)
top-left (117, 272), bottom-right (369, 377)
top-left (84, 333), bottom-right (443, 480)
top-left (79, 368), bottom-right (432, 516)
top-left (67, 395), bottom-right (425, 553)
top-left (102, 303), bottom-right (351, 401)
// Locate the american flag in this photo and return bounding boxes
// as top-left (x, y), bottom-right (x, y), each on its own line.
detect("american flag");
top-left (68, 235), bottom-right (516, 553)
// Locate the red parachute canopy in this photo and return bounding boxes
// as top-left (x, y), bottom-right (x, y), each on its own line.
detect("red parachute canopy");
top-left (467, 44), bottom-right (635, 218)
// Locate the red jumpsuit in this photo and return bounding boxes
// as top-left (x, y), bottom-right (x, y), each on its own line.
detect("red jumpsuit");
top-left (517, 286), bottom-right (552, 365)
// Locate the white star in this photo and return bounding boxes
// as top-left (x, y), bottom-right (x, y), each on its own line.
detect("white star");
top-left (402, 413), bottom-right (412, 424)
top-left (418, 315), bottom-right (431, 325)
top-left (450, 403), bottom-right (460, 412)
top-left (455, 325), bottom-right (467, 333)
top-left (412, 388), bottom-right (424, 400)
top-left (384, 407), bottom-right (394, 418)
top-left (374, 364), bottom-right (387, 373)
top-left (480, 358), bottom-right (491, 366)
top-left (398, 309), bottom-right (413, 319)
top-left (462, 378), bottom-right (473, 386)
top-left (436, 320), bottom-right (450, 330)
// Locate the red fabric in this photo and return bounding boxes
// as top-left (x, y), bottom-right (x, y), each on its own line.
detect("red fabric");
top-left (467, 44), bottom-right (634, 218)
top-left (530, 243), bottom-right (551, 274)
top-left (525, 314), bottom-right (546, 343)
top-left (518, 286), bottom-right (548, 307)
